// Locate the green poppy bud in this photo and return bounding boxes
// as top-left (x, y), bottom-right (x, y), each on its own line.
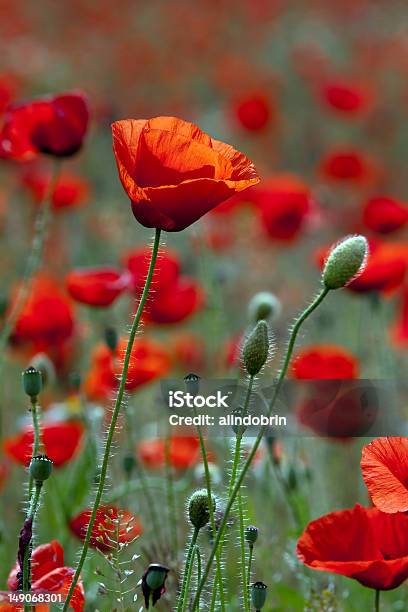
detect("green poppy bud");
top-left (248, 291), bottom-right (281, 323)
top-left (323, 235), bottom-right (368, 290)
top-left (251, 581), bottom-right (268, 610)
top-left (243, 320), bottom-right (270, 376)
top-left (22, 366), bottom-right (42, 399)
top-left (145, 563), bottom-right (170, 590)
top-left (245, 525), bottom-right (259, 546)
top-left (188, 488), bottom-right (216, 530)
top-left (29, 454), bottom-right (53, 482)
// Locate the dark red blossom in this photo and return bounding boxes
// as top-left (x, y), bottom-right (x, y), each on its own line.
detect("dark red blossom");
top-left (291, 344), bottom-right (359, 379)
top-left (21, 165), bottom-right (91, 211)
top-left (320, 79), bottom-right (370, 114)
top-left (363, 196), bottom-right (408, 235)
top-left (234, 93), bottom-right (273, 131)
top-left (123, 247), bottom-right (180, 296)
top-left (138, 435), bottom-right (200, 470)
top-left (66, 267), bottom-right (130, 307)
top-left (321, 148), bottom-right (372, 182)
top-left (0, 91), bottom-right (89, 160)
top-left (145, 277), bottom-right (203, 324)
top-left (297, 504), bottom-right (408, 590)
top-left (4, 421), bottom-right (83, 467)
top-left (69, 506), bottom-right (141, 552)
top-left (7, 540), bottom-right (85, 611)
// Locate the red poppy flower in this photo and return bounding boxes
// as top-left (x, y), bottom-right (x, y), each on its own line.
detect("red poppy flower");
top-left (171, 333), bottom-right (206, 372)
top-left (145, 278), bottom-right (204, 324)
top-left (85, 337), bottom-right (170, 401)
top-left (291, 344), bottom-right (359, 379)
top-left (69, 505), bottom-right (141, 552)
top-left (363, 196), bottom-right (408, 235)
top-left (123, 247), bottom-right (180, 296)
top-left (66, 267), bottom-right (130, 307)
top-left (315, 242), bottom-right (407, 294)
top-left (21, 166), bottom-right (91, 211)
top-left (320, 79), bottom-right (370, 114)
top-left (138, 435), bottom-right (200, 470)
top-left (0, 91), bottom-right (89, 160)
top-left (7, 540), bottom-right (85, 612)
top-left (254, 174), bottom-right (312, 242)
top-left (391, 285), bottom-right (408, 347)
top-left (361, 437), bottom-right (408, 513)
top-left (297, 504), bottom-right (408, 590)
top-left (10, 276), bottom-right (74, 351)
top-left (4, 421), bottom-right (83, 467)
top-left (111, 116), bottom-right (259, 231)
top-left (321, 148), bottom-right (372, 182)
top-left (234, 93), bottom-right (272, 131)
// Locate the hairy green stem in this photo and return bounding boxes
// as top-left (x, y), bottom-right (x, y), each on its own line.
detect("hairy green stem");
top-left (192, 287), bottom-right (330, 608)
top-left (63, 228), bottom-right (162, 611)
top-left (28, 397), bottom-right (42, 496)
top-left (194, 544), bottom-right (202, 611)
top-left (246, 544), bottom-right (254, 610)
top-left (177, 528), bottom-right (199, 612)
top-left (238, 492), bottom-right (249, 612)
top-left (22, 481), bottom-right (42, 611)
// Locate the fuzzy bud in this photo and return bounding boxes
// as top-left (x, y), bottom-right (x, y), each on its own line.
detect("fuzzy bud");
top-left (245, 525), bottom-right (259, 546)
top-left (251, 581), bottom-right (268, 610)
top-left (188, 489), bottom-right (216, 530)
top-left (322, 235), bottom-right (368, 290)
top-left (248, 291), bottom-right (281, 323)
top-left (29, 454), bottom-right (53, 482)
top-left (243, 320), bottom-right (270, 376)
top-left (22, 366), bottom-right (42, 399)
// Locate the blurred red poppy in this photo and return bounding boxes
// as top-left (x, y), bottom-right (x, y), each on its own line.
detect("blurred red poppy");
top-left (66, 267), bottom-right (130, 307)
top-left (363, 196), bottom-right (408, 235)
top-left (234, 93), bottom-right (273, 131)
top-left (254, 174), bottom-right (312, 242)
top-left (291, 344), bottom-right (359, 379)
top-left (123, 246), bottom-right (180, 295)
top-left (7, 540), bottom-right (85, 612)
top-left (315, 241), bottom-right (407, 294)
top-left (361, 437), bottom-right (408, 513)
top-left (320, 79), bottom-right (370, 114)
top-left (0, 73), bottom-right (18, 115)
top-left (297, 504), bottom-right (408, 590)
top-left (21, 166), bottom-right (91, 211)
top-left (321, 148), bottom-right (372, 182)
top-left (9, 276), bottom-right (75, 351)
top-left (85, 337), bottom-right (170, 401)
top-left (138, 435), bottom-right (200, 470)
top-left (171, 333), bottom-right (206, 372)
top-left (0, 91), bottom-right (89, 160)
top-left (69, 505), bottom-right (141, 552)
top-left (111, 116), bottom-right (260, 231)
top-left (3, 421), bottom-right (83, 467)
top-left (145, 278), bottom-right (204, 324)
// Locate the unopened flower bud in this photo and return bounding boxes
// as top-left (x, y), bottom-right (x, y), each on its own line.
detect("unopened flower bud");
top-left (248, 291), bottom-right (281, 323)
top-left (245, 525), bottom-right (259, 546)
top-left (322, 235), bottom-right (368, 290)
top-left (188, 489), bottom-right (216, 530)
top-left (184, 373), bottom-right (200, 396)
top-left (251, 581), bottom-right (268, 610)
top-left (142, 563), bottom-right (169, 608)
top-left (22, 366), bottom-right (42, 399)
top-left (104, 326), bottom-right (118, 352)
top-left (29, 454), bottom-right (53, 482)
top-left (243, 320), bottom-right (270, 376)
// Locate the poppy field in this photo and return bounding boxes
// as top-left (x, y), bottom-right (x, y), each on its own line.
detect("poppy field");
top-left (2, 1), bottom-right (408, 611)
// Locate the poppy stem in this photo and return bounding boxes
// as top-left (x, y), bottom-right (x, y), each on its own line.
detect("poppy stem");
top-left (164, 431), bottom-right (179, 554)
top-left (238, 491), bottom-right (249, 612)
top-left (21, 481), bottom-right (43, 611)
top-left (62, 228), bottom-right (162, 612)
top-left (177, 527), bottom-right (199, 612)
top-left (191, 287), bottom-right (330, 609)
top-left (247, 544), bottom-right (254, 610)
top-left (0, 160), bottom-right (60, 365)
top-left (375, 589), bottom-right (380, 612)
top-left (28, 396), bottom-right (42, 496)
top-left (194, 543), bottom-right (202, 611)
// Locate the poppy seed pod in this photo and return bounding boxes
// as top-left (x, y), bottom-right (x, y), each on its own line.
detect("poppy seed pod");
top-left (245, 525), bottom-right (259, 546)
top-left (29, 454), bottom-right (53, 482)
top-left (251, 581), bottom-right (268, 610)
top-left (248, 291), bottom-right (281, 323)
top-left (22, 366), bottom-right (42, 399)
top-left (188, 488), bottom-right (216, 530)
top-left (141, 563), bottom-right (169, 609)
top-left (243, 320), bottom-right (270, 376)
top-left (323, 235), bottom-right (368, 290)
top-left (184, 372), bottom-right (200, 396)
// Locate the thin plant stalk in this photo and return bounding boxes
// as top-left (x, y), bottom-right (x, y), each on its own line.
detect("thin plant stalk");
top-left (192, 287), bottom-right (330, 608)
top-left (28, 396), bottom-right (42, 495)
top-left (164, 432), bottom-right (178, 554)
top-left (194, 544), bottom-right (202, 611)
top-left (246, 543), bottom-right (254, 610)
top-left (63, 228), bottom-right (162, 611)
top-left (22, 481), bottom-right (43, 611)
top-left (177, 527), bottom-right (199, 612)
top-left (375, 589), bottom-right (380, 612)
top-left (238, 492), bottom-right (249, 612)
top-left (0, 161), bottom-right (60, 361)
